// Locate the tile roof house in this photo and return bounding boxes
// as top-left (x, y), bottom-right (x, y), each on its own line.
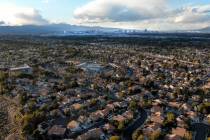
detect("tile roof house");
top-left (172, 127), bottom-right (188, 138)
top-left (72, 103), bottom-right (82, 110)
top-left (76, 128), bottom-right (104, 140)
top-left (151, 105), bottom-right (163, 114)
top-left (103, 123), bottom-right (115, 133)
top-left (176, 117), bottom-right (187, 128)
top-left (38, 122), bottom-right (50, 134)
top-left (150, 113), bottom-right (164, 124)
top-left (48, 125), bottom-right (66, 139)
top-left (123, 111), bottom-right (134, 120)
top-left (106, 104), bottom-right (115, 111)
top-left (90, 110), bottom-right (104, 121)
top-left (168, 102), bottom-right (181, 109)
top-left (181, 103), bottom-right (192, 111)
top-left (5, 134), bottom-right (19, 140)
top-left (186, 111), bottom-right (199, 122)
top-left (67, 120), bottom-right (81, 132)
top-left (113, 115), bottom-right (126, 123)
top-left (164, 134), bottom-right (181, 140)
top-left (78, 115), bottom-right (88, 124)
top-left (143, 123), bottom-right (161, 136)
top-left (203, 114), bottom-right (210, 124)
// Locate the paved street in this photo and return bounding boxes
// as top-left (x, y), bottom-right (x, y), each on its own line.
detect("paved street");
top-left (191, 123), bottom-right (210, 140)
top-left (122, 108), bottom-right (147, 140)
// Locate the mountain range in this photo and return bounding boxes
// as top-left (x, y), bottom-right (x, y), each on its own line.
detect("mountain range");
top-left (198, 27), bottom-right (210, 33)
top-left (0, 24), bottom-right (123, 35)
top-left (0, 24), bottom-right (209, 35)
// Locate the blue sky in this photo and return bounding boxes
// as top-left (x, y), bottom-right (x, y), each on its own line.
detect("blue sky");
top-left (0, 0), bottom-right (210, 30)
top-left (1, 0), bottom-right (89, 22)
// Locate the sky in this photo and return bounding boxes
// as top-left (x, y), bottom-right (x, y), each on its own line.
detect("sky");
top-left (0, 0), bottom-right (209, 30)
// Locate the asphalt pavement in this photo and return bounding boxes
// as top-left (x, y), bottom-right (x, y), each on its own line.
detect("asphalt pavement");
top-left (122, 108), bottom-right (148, 140)
top-left (191, 123), bottom-right (209, 140)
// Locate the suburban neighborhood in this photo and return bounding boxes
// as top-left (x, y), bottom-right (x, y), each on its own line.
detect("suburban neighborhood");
top-left (0, 36), bottom-right (209, 140)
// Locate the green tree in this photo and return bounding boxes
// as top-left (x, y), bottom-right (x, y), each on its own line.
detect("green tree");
top-left (0, 71), bottom-right (7, 82)
top-left (90, 99), bottom-right (97, 107)
top-left (22, 110), bottom-right (45, 135)
top-left (149, 130), bottom-right (161, 140)
top-left (132, 129), bottom-right (143, 140)
top-left (19, 93), bottom-right (28, 105)
top-left (137, 135), bottom-right (144, 140)
top-left (183, 131), bottom-right (192, 140)
top-left (129, 100), bottom-right (138, 111)
top-left (132, 130), bottom-right (139, 140)
top-left (167, 112), bottom-right (175, 122)
top-left (118, 121), bottom-right (125, 130)
top-left (0, 71), bottom-right (7, 94)
top-left (119, 92), bottom-right (125, 99)
top-left (109, 136), bottom-right (120, 140)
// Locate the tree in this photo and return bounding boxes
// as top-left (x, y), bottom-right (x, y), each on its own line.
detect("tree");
top-left (119, 92), bottom-right (125, 99)
top-left (183, 131), bottom-right (192, 140)
top-left (109, 136), bottom-right (120, 140)
top-left (132, 130), bottom-right (139, 140)
top-left (129, 100), bottom-right (138, 111)
top-left (166, 112), bottom-right (175, 122)
top-left (90, 99), bottom-right (97, 107)
top-left (19, 92), bottom-right (28, 105)
top-left (118, 121), bottom-right (125, 130)
top-left (137, 135), bottom-right (144, 140)
top-left (28, 100), bottom-right (37, 112)
top-left (0, 83), bottom-right (5, 94)
top-left (148, 130), bottom-right (161, 140)
top-left (0, 71), bottom-right (7, 94)
top-left (22, 110), bottom-right (45, 135)
top-left (132, 129), bottom-right (143, 140)
top-left (0, 71), bottom-right (7, 82)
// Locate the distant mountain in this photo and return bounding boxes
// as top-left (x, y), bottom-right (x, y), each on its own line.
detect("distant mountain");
top-left (0, 24), bottom-right (123, 35)
top-left (199, 27), bottom-right (210, 33)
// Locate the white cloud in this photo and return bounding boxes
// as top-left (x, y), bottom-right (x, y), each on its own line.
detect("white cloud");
top-left (174, 5), bottom-right (210, 23)
top-left (0, 21), bottom-right (5, 25)
top-left (0, 4), bottom-right (49, 26)
top-left (74, 0), bottom-right (168, 23)
top-left (73, 0), bottom-right (210, 30)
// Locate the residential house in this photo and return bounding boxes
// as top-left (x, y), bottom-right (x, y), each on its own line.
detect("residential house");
top-left (10, 64), bottom-right (33, 74)
top-left (172, 127), bottom-right (188, 138)
top-left (48, 125), bottom-right (66, 139)
top-left (113, 115), bottom-right (126, 123)
top-left (76, 128), bottom-right (105, 140)
top-left (164, 134), bottom-right (181, 140)
top-left (67, 120), bottom-right (82, 132)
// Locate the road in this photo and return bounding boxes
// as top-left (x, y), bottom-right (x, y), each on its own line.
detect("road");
top-left (69, 108), bottom-right (147, 140)
top-left (143, 52), bottom-right (209, 67)
top-left (122, 108), bottom-right (148, 140)
top-left (191, 123), bottom-right (210, 140)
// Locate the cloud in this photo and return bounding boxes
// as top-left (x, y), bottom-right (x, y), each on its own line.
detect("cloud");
top-left (174, 5), bottom-right (210, 23)
top-left (74, 0), bottom-right (168, 23)
top-left (73, 1), bottom-right (210, 30)
top-left (0, 21), bottom-right (5, 25)
top-left (15, 10), bottom-right (49, 25)
top-left (0, 4), bottom-right (49, 26)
